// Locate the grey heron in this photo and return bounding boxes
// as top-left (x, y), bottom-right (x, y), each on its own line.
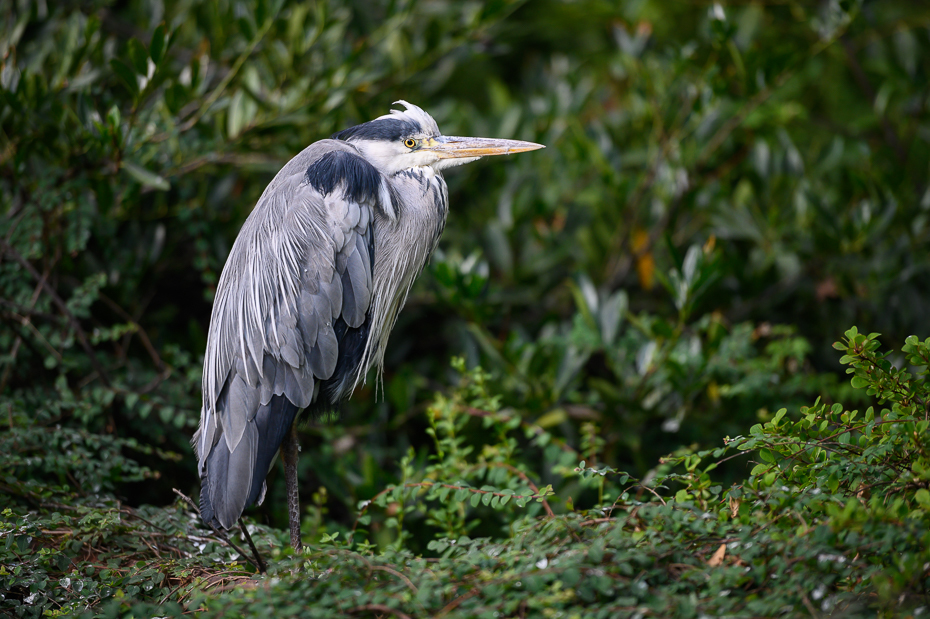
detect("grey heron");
top-left (193, 101), bottom-right (543, 551)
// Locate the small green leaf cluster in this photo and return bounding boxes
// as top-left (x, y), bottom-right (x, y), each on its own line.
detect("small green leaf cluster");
top-left (354, 358), bottom-right (557, 550)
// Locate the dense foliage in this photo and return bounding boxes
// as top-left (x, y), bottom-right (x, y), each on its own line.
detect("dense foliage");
top-left (2, 0), bottom-right (929, 615)
top-left (4, 332), bottom-right (930, 616)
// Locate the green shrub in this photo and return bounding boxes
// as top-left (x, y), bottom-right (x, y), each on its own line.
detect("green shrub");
top-left (3, 0), bottom-right (930, 615)
top-left (2, 330), bottom-right (929, 616)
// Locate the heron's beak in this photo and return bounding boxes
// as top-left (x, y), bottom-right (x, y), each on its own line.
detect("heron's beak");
top-left (426, 136), bottom-right (545, 159)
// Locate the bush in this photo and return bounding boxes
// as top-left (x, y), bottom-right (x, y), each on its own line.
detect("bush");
top-left (2, 0), bottom-right (930, 616)
top-left (3, 330), bottom-right (929, 616)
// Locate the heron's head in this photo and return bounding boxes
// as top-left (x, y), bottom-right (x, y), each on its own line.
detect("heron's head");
top-left (332, 101), bottom-right (544, 176)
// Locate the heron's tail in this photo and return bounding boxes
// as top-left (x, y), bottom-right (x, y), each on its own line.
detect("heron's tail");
top-left (199, 394), bottom-right (300, 529)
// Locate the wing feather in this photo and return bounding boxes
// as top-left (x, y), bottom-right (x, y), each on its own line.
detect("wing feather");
top-left (195, 140), bottom-right (383, 529)
top-left (221, 372), bottom-right (260, 454)
top-left (307, 312), bottom-right (339, 378)
top-left (260, 354), bottom-right (276, 406)
top-left (342, 241), bottom-right (370, 328)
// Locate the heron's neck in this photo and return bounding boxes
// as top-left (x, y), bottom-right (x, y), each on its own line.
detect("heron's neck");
top-left (353, 168), bottom-right (449, 389)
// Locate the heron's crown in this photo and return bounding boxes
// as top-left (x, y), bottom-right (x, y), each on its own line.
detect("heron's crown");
top-left (332, 101), bottom-right (440, 143)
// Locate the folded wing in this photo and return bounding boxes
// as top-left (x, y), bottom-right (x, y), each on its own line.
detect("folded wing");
top-left (194, 140), bottom-right (384, 529)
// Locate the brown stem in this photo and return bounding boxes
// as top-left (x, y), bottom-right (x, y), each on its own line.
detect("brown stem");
top-left (238, 518), bottom-right (267, 574)
top-left (171, 488), bottom-right (264, 573)
top-left (96, 291), bottom-right (165, 371)
top-left (348, 604), bottom-right (413, 619)
top-left (369, 565), bottom-right (418, 594)
top-left (486, 461), bottom-right (555, 518)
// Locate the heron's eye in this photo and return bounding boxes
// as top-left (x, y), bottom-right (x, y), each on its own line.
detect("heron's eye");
top-left (404, 138), bottom-right (417, 149)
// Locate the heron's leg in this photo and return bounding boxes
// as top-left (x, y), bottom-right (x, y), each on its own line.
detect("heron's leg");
top-left (281, 422), bottom-right (303, 552)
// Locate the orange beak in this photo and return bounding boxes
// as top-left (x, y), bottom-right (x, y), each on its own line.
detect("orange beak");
top-left (426, 136), bottom-right (545, 159)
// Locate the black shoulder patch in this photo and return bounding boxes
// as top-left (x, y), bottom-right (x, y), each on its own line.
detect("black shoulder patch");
top-left (305, 150), bottom-right (383, 206)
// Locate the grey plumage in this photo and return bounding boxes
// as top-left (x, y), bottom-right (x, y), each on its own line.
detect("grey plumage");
top-left (193, 102), bottom-right (543, 540)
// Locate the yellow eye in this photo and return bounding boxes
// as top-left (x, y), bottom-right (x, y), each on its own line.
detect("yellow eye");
top-left (404, 138), bottom-right (417, 148)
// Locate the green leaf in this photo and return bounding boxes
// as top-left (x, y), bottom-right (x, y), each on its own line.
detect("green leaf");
top-left (588, 540), bottom-right (605, 563)
top-left (110, 58), bottom-right (138, 96)
top-left (150, 25), bottom-right (167, 65)
top-left (106, 105), bottom-right (121, 129)
top-left (563, 568), bottom-right (581, 586)
top-left (238, 16), bottom-right (256, 40)
top-left (127, 38), bottom-right (149, 75)
top-left (750, 463), bottom-right (769, 476)
top-left (164, 82), bottom-right (189, 116)
top-left (915, 489), bottom-right (930, 508)
top-left (123, 162), bottom-right (170, 191)
top-left (772, 409), bottom-right (787, 426)
top-left (227, 89), bottom-right (256, 138)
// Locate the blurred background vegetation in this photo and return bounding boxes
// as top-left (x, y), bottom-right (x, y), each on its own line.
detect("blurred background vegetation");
top-left (2, 0), bottom-right (930, 612)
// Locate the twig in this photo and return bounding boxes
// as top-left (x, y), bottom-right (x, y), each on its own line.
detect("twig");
top-left (435, 588), bottom-right (480, 618)
top-left (370, 565), bottom-right (418, 594)
top-left (171, 488), bottom-right (264, 574)
top-left (4, 312), bottom-right (64, 364)
top-left (348, 604), bottom-right (412, 619)
top-left (158, 579), bottom-right (186, 606)
top-left (579, 517), bottom-right (617, 527)
top-left (1, 241), bottom-right (111, 388)
top-left (97, 292), bottom-right (165, 371)
top-left (0, 298), bottom-right (66, 323)
top-left (119, 506), bottom-right (169, 533)
top-left (238, 518), bottom-right (267, 574)
top-left (639, 484), bottom-right (667, 506)
top-left (485, 462), bottom-right (556, 518)
top-left (0, 267), bottom-right (50, 394)
top-left (800, 589), bottom-right (821, 618)
top-left (172, 488), bottom-right (201, 515)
